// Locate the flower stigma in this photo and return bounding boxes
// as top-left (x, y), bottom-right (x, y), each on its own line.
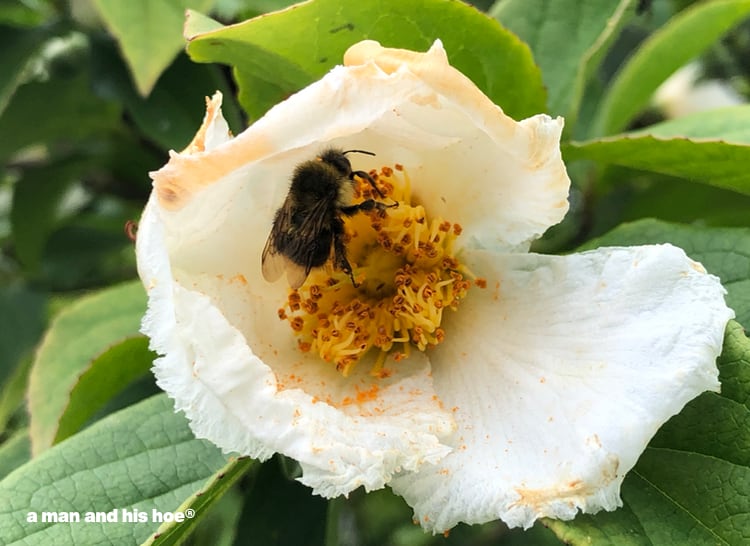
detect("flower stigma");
top-left (278, 163), bottom-right (484, 377)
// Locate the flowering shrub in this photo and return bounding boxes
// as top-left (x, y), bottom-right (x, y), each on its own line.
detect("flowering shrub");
top-left (1, 1), bottom-right (749, 545)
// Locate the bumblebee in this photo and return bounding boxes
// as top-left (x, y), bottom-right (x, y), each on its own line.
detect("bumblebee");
top-left (262, 148), bottom-right (394, 289)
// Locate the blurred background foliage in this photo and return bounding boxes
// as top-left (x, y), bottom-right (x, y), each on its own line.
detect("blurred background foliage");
top-left (0, 0), bottom-right (748, 545)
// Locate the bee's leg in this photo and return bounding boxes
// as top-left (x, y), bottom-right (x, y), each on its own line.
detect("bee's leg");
top-left (340, 199), bottom-right (397, 216)
top-left (351, 170), bottom-right (385, 199)
top-left (334, 239), bottom-right (358, 287)
top-left (337, 255), bottom-right (358, 287)
top-left (332, 220), bottom-right (359, 287)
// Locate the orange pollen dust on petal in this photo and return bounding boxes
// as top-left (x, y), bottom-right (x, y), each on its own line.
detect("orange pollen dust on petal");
top-left (278, 163), bottom-right (484, 377)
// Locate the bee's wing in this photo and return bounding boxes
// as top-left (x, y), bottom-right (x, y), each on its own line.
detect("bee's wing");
top-left (262, 239), bottom-right (308, 289)
top-left (262, 197), bottom-right (311, 289)
top-left (261, 234), bottom-right (286, 282)
top-left (284, 260), bottom-right (309, 289)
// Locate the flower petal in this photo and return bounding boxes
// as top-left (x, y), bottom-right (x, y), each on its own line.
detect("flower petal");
top-left (150, 41), bottom-right (569, 252)
top-left (137, 191), bottom-right (454, 497)
top-left (344, 40), bottom-right (570, 251)
top-left (186, 91), bottom-right (232, 153)
top-left (389, 245), bottom-right (733, 532)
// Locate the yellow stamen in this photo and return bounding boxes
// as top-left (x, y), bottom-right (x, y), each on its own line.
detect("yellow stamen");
top-left (279, 164), bottom-right (480, 376)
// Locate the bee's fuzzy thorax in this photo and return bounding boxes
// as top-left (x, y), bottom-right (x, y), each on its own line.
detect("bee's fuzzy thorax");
top-left (336, 177), bottom-right (355, 209)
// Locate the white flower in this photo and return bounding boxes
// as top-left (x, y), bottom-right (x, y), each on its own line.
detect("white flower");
top-left (653, 61), bottom-right (745, 119)
top-left (136, 40), bottom-right (734, 532)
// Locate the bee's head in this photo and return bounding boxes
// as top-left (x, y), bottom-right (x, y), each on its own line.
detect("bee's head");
top-left (317, 148), bottom-right (375, 177)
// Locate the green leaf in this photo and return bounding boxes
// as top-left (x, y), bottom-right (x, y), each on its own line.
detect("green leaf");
top-left (0, 394), bottom-right (230, 546)
top-left (185, 0), bottom-right (545, 122)
top-left (56, 336), bottom-right (155, 445)
top-left (578, 219), bottom-right (750, 326)
top-left (10, 157), bottom-right (87, 272)
top-left (0, 356), bottom-right (32, 436)
top-left (140, 457), bottom-right (255, 546)
top-left (0, 1), bottom-right (55, 26)
top-left (0, 23), bottom-right (59, 116)
top-left (546, 504), bottom-right (649, 546)
top-left (89, 36), bottom-right (243, 150)
top-left (0, 283), bottom-right (46, 383)
top-left (171, 479), bottom-right (244, 546)
top-left (594, 0), bottom-right (750, 136)
top-left (718, 322), bottom-right (750, 409)
top-left (0, 429), bottom-right (31, 481)
top-left (232, 457), bottom-right (327, 546)
top-left (90, 0), bottom-right (215, 96)
top-left (491, 0), bottom-right (632, 123)
top-left (629, 105), bottom-right (750, 143)
top-left (591, 169), bottom-right (750, 234)
top-left (0, 285), bottom-right (47, 422)
top-left (0, 72), bottom-right (120, 162)
top-left (212, 0), bottom-right (299, 21)
top-left (564, 107), bottom-right (750, 196)
top-left (27, 281), bottom-right (148, 455)
top-left (37, 208), bottom-right (141, 291)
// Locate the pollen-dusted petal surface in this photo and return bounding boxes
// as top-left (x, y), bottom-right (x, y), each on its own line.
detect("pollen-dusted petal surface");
top-left (389, 244), bottom-right (733, 532)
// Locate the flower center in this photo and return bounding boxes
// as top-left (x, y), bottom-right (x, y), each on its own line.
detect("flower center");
top-left (278, 164), bottom-right (481, 376)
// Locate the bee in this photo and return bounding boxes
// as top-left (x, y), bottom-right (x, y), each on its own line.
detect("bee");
top-left (262, 148), bottom-right (395, 289)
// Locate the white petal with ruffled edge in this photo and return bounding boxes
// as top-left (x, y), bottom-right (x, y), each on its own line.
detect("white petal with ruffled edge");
top-left (389, 244), bottom-right (733, 532)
